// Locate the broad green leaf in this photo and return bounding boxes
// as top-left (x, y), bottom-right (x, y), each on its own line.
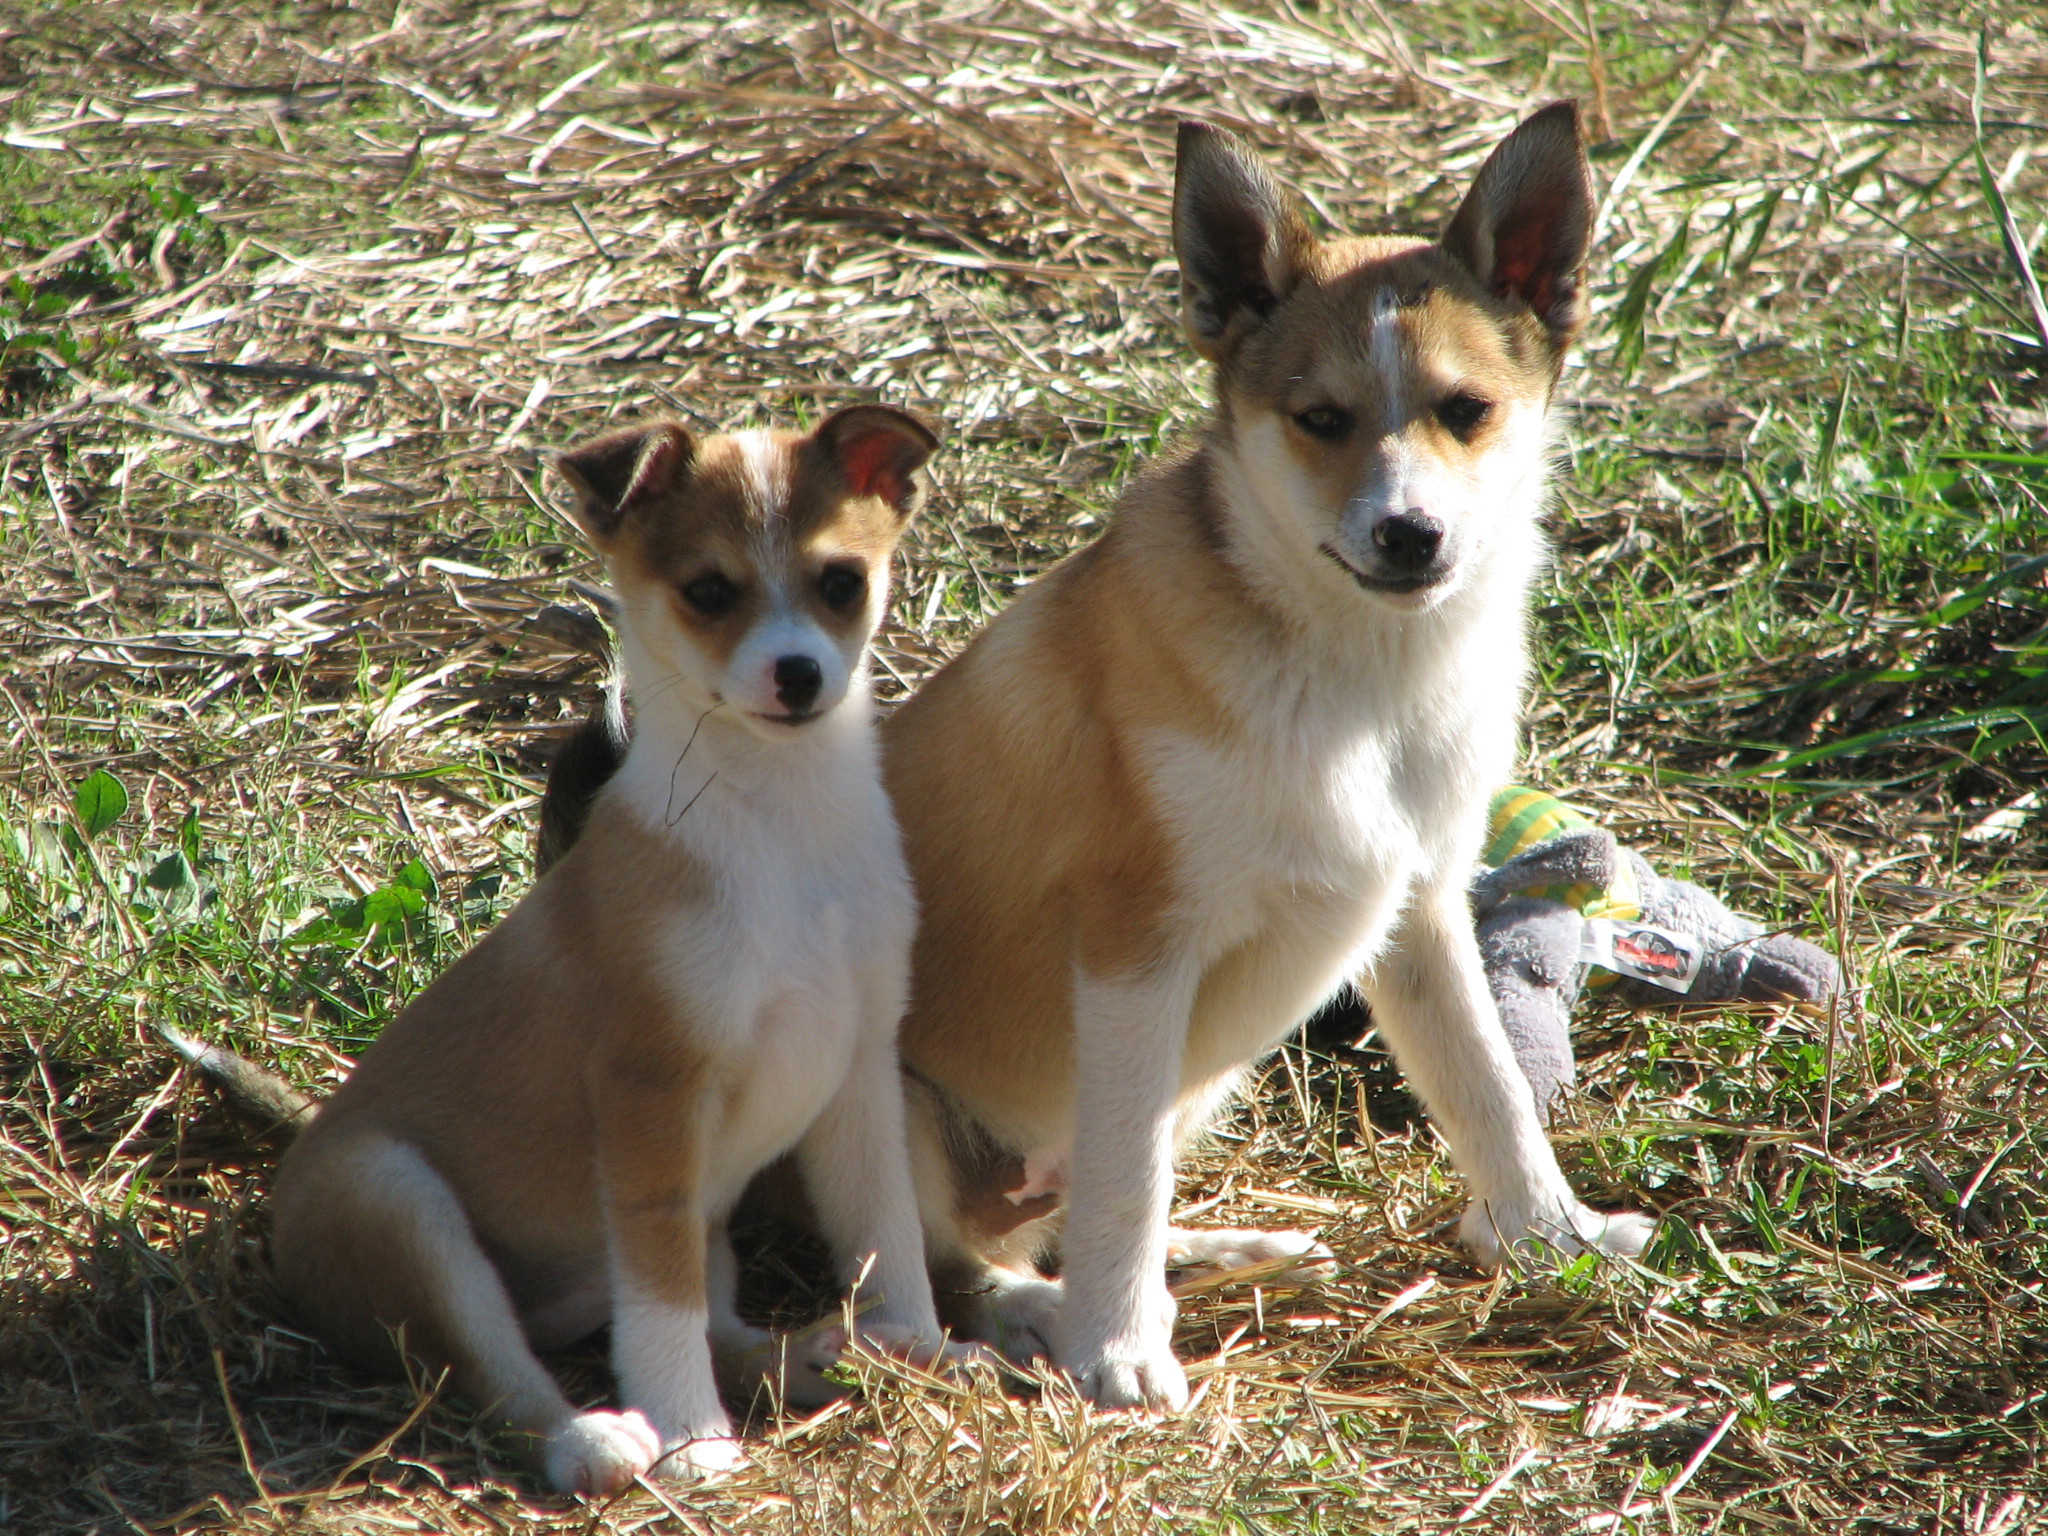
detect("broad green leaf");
top-left (393, 858), bottom-right (436, 896)
top-left (362, 884), bottom-right (427, 927)
top-left (73, 770), bottom-right (127, 838)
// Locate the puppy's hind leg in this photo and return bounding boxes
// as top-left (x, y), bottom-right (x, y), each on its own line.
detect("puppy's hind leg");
top-left (1165, 1227), bottom-right (1336, 1281)
top-left (274, 1133), bottom-right (659, 1496)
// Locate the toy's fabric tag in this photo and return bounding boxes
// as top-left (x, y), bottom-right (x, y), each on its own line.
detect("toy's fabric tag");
top-left (1582, 917), bottom-right (1704, 992)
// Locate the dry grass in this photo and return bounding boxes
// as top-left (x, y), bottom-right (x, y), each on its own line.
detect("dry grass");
top-left (3, 2), bottom-right (2044, 1532)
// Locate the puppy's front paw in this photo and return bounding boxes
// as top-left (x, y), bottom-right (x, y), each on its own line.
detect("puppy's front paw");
top-left (1065, 1337), bottom-right (1190, 1413)
top-left (652, 1433), bottom-right (746, 1483)
top-left (545, 1408), bottom-right (662, 1496)
top-left (1460, 1197), bottom-right (1656, 1268)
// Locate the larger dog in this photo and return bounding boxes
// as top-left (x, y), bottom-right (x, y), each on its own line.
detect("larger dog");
top-left (543, 103), bottom-right (1654, 1412)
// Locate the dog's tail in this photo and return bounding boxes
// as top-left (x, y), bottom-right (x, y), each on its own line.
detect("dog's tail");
top-left (536, 688), bottom-right (629, 873)
top-left (157, 1023), bottom-right (318, 1138)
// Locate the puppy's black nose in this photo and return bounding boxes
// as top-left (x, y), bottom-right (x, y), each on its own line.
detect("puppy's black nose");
top-left (1373, 511), bottom-right (1444, 571)
top-left (773, 654), bottom-right (823, 713)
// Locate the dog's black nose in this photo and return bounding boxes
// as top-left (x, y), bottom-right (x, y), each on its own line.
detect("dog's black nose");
top-left (773, 654), bottom-right (824, 713)
top-left (1373, 511), bottom-right (1444, 571)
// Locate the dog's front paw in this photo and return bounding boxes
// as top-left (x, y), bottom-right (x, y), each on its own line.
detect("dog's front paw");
top-left (1064, 1336), bottom-right (1190, 1413)
top-left (1167, 1226), bottom-right (1337, 1280)
top-left (652, 1433), bottom-right (746, 1483)
top-left (1460, 1196), bottom-right (1656, 1268)
top-left (545, 1408), bottom-right (663, 1496)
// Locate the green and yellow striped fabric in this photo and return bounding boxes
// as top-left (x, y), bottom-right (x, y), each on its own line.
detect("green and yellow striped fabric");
top-left (1483, 785), bottom-right (1641, 925)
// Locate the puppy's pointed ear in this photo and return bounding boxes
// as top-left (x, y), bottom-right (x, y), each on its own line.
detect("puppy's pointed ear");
top-left (1173, 122), bottom-right (1313, 361)
top-left (549, 421), bottom-right (694, 547)
top-left (811, 405), bottom-right (939, 521)
top-left (1443, 101), bottom-right (1594, 355)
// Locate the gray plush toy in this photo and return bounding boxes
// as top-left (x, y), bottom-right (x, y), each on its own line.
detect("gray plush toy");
top-left (1472, 786), bottom-right (1843, 1119)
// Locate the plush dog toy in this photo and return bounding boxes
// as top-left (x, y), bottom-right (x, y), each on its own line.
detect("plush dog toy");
top-left (1473, 787), bottom-right (1843, 1118)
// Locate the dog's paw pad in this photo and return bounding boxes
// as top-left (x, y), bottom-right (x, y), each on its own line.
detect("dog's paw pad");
top-left (545, 1409), bottom-right (662, 1496)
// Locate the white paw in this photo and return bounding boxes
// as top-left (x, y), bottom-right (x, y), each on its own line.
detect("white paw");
top-left (544, 1409), bottom-right (662, 1496)
top-left (973, 1269), bottom-right (1065, 1367)
top-left (716, 1322), bottom-right (848, 1410)
top-left (841, 1320), bottom-right (1001, 1377)
top-left (1460, 1197), bottom-right (1657, 1268)
top-left (1167, 1227), bottom-right (1337, 1280)
top-left (651, 1433), bottom-right (746, 1483)
top-left (1063, 1336), bottom-right (1190, 1413)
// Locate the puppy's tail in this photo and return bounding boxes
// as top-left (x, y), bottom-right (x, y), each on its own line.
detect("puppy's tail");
top-left (537, 680), bottom-right (630, 874)
top-left (157, 1023), bottom-right (318, 1139)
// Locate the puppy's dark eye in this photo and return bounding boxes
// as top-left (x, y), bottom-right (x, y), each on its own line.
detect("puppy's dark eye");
top-left (1292, 406), bottom-right (1354, 442)
top-left (681, 572), bottom-right (740, 617)
top-left (817, 562), bottom-right (867, 612)
top-left (1436, 393), bottom-right (1493, 438)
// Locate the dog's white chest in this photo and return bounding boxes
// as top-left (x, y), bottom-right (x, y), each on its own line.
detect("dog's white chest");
top-left (633, 748), bottom-right (913, 1195)
top-left (1141, 710), bottom-right (1421, 952)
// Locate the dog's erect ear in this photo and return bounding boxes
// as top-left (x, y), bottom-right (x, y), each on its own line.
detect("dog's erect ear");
top-left (811, 405), bottom-right (939, 520)
top-left (1442, 101), bottom-right (1594, 354)
top-left (1173, 122), bottom-right (1313, 361)
top-left (549, 421), bottom-right (694, 546)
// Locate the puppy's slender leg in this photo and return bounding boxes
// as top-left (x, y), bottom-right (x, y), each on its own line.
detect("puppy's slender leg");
top-left (1361, 885), bottom-right (1656, 1265)
top-left (1055, 958), bottom-right (1201, 1411)
top-left (281, 1135), bottom-right (661, 1497)
top-left (797, 1026), bottom-right (948, 1357)
top-left (595, 1090), bottom-right (744, 1480)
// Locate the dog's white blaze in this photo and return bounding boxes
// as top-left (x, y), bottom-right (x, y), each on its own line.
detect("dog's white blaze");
top-left (734, 429), bottom-right (792, 521)
top-left (1369, 286), bottom-right (1406, 430)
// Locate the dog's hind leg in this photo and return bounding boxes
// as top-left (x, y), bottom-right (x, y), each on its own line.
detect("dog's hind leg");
top-left (1165, 1227), bottom-right (1336, 1280)
top-left (274, 1133), bottom-right (660, 1496)
top-left (1361, 886), bottom-right (1656, 1267)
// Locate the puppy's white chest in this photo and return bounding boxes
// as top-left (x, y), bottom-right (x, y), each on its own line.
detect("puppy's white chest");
top-left (678, 799), bottom-right (911, 1184)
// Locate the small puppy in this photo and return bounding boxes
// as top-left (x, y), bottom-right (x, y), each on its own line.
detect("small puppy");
top-left (267, 407), bottom-right (953, 1494)
top-left (538, 104), bottom-right (1655, 1412)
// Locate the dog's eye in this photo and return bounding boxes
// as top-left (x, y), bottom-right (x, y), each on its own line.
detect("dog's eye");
top-left (1435, 393), bottom-right (1493, 438)
top-left (1292, 406), bottom-right (1354, 442)
top-left (817, 563), bottom-right (867, 612)
top-left (680, 572), bottom-right (741, 617)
